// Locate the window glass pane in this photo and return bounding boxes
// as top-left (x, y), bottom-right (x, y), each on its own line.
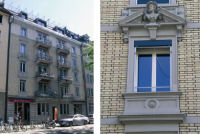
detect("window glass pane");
top-left (138, 55), bottom-right (152, 92)
top-left (137, 0), bottom-right (169, 4)
top-left (156, 54), bottom-right (170, 91)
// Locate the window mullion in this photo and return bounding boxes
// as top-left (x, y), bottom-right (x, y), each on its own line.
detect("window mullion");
top-left (152, 53), bottom-right (156, 92)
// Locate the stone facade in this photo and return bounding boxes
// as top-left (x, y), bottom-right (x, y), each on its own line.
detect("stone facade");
top-left (4, 10), bottom-right (93, 123)
top-left (101, 0), bottom-right (200, 134)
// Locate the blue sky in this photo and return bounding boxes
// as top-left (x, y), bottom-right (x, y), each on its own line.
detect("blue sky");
top-left (4, 0), bottom-right (94, 40)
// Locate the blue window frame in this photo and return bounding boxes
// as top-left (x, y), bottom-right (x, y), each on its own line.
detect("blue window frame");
top-left (138, 55), bottom-right (152, 92)
top-left (137, 0), bottom-right (169, 4)
top-left (156, 54), bottom-right (170, 92)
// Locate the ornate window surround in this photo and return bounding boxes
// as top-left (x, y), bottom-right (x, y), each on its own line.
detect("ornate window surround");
top-left (118, 1), bottom-right (186, 134)
top-left (130, 0), bottom-right (177, 7)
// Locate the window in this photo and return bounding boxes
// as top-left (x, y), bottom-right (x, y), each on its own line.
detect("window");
top-left (46, 104), bottom-right (49, 114)
top-left (20, 61), bottom-right (26, 72)
top-left (72, 58), bottom-right (77, 69)
top-left (21, 27), bottom-right (27, 37)
top-left (86, 74), bottom-right (90, 83)
top-left (137, 0), bottom-right (169, 4)
top-left (67, 104), bottom-right (69, 114)
top-left (61, 86), bottom-right (69, 96)
top-left (136, 48), bottom-right (170, 92)
top-left (89, 103), bottom-right (93, 113)
top-left (58, 39), bottom-right (65, 48)
top-left (64, 104), bottom-right (66, 114)
top-left (74, 72), bottom-right (78, 81)
top-left (37, 103), bottom-right (41, 115)
top-left (90, 75), bottom-right (93, 83)
top-left (19, 80), bottom-right (26, 92)
top-left (37, 32), bottom-right (46, 43)
top-left (37, 21), bottom-right (46, 27)
top-left (39, 83), bottom-right (47, 93)
top-left (58, 55), bottom-right (66, 64)
top-left (38, 48), bottom-right (47, 58)
top-left (75, 87), bottom-right (80, 96)
top-left (20, 43), bottom-right (26, 54)
top-left (38, 65), bottom-right (47, 74)
top-left (0, 15), bottom-right (2, 23)
top-left (59, 69), bottom-right (67, 77)
top-left (71, 47), bottom-right (76, 54)
top-left (88, 88), bottom-right (93, 97)
top-left (60, 104), bottom-right (63, 114)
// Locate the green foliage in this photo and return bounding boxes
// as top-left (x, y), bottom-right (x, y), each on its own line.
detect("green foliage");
top-left (83, 41), bottom-right (93, 72)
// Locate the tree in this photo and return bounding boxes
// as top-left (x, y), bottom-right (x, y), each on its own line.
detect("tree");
top-left (83, 41), bottom-right (93, 72)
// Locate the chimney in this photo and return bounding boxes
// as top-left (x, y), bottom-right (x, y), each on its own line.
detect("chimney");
top-left (0, 0), bottom-right (5, 8)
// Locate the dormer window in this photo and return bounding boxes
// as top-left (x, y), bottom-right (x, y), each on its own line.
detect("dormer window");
top-left (53, 26), bottom-right (64, 34)
top-left (137, 0), bottom-right (169, 4)
top-left (19, 12), bottom-right (28, 19)
top-left (34, 18), bottom-right (47, 27)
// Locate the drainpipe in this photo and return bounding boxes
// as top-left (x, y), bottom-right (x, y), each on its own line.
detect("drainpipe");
top-left (80, 43), bottom-right (88, 116)
top-left (4, 15), bottom-right (14, 122)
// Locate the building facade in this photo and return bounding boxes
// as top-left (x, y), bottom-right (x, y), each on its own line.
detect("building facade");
top-left (2, 9), bottom-right (93, 123)
top-left (101, 0), bottom-right (200, 133)
top-left (0, 3), bottom-right (11, 121)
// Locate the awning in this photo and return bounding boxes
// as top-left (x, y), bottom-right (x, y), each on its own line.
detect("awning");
top-left (9, 99), bottom-right (35, 103)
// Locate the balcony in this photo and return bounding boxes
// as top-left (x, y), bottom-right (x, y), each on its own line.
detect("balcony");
top-left (36, 55), bottom-right (52, 64)
top-left (62, 93), bottom-right (73, 100)
top-left (36, 72), bottom-right (54, 82)
top-left (35, 89), bottom-right (57, 98)
top-left (57, 45), bottom-right (70, 55)
top-left (57, 61), bottom-right (71, 69)
top-left (17, 53), bottom-right (27, 61)
top-left (59, 75), bottom-right (73, 85)
top-left (35, 37), bottom-right (52, 48)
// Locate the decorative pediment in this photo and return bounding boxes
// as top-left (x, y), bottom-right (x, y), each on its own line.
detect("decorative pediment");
top-left (119, 1), bottom-right (185, 41)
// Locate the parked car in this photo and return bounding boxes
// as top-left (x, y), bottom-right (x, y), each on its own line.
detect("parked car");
top-left (59, 114), bottom-right (89, 127)
top-left (88, 114), bottom-right (93, 124)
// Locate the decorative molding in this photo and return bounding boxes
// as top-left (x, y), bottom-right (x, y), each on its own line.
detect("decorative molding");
top-left (101, 116), bottom-right (200, 125)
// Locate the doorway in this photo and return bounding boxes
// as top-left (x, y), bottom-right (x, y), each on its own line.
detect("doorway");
top-left (52, 107), bottom-right (58, 121)
top-left (24, 103), bottom-right (30, 122)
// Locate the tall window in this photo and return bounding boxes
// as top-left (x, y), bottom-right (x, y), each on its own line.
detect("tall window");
top-left (71, 47), bottom-right (76, 54)
top-left (67, 104), bottom-right (69, 114)
top-left (20, 43), bottom-right (26, 54)
top-left (88, 88), bottom-right (93, 97)
top-left (75, 87), bottom-right (80, 96)
top-left (64, 104), bottom-right (66, 114)
top-left (137, 0), bottom-right (169, 4)
top-left (59, 69), bottom-right (67, 77)
top-left (58, 55), bottom-right (65, 64)
top-left (89, 103), bottom-right (93, 113)
top-left (74, 72), bottom-right (78, 81)
top-left (136, 48), bottom-right (170, 92)
top-left (21, 27), bottom-right (27, 37)
top-left (20, 61), bottom-right (26, 72)
top-left (39, 83), bottom-right (47, 93)
top-left (37, 32), bottom-right (46, 43)
top-left (72, 58), bottom-right (77, 69)
top-left (20, 80), bottom-right (26, 92)
top-left (61, 86), bottom-right (69, 96)
top-left (38, 65), bottom-right (47, 74)
top-left (38, 48), bottom-right (47, 58)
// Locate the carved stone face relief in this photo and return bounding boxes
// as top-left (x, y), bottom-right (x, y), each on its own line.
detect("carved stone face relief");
top-left (143, 1), bottom-right (163, 23)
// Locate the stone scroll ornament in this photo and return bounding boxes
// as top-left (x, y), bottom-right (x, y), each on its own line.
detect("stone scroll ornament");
top-left (142, 1), bottom-right (163, 24)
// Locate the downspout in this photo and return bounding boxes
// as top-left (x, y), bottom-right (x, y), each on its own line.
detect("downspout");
top-left (4, 14), bottom-right (13, 122)
top-left (80, 43), bottom-right (88, 116)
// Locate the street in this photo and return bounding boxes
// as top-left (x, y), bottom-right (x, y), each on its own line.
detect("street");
top-left (2, 124), bottom-right (93, 134)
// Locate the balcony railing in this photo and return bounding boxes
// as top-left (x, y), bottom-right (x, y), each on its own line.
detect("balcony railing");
top-left (36, 55), bottom-right (52, 64)
top-left (62, 93), bottom-right (73, 100)
top-left (35, 37), bottom-right (52, 48)
top-left (17, 53), bottom-right (27, 60)
top-left (35, 89), bottom-right (57, 98)
top-left (36, 72), bottom-right (54, 82)
top-left (57, 44), bottom-right (70, 54)
top-left (59, 75), bottom-right (73, 84)
top-left (57, 61), bottom-right (71, 69)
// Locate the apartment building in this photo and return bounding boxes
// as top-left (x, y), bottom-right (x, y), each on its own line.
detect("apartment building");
top-left (101, 0), bottom-right (200, 133)
top-left (2, 9), bottom-right (93, 123)
top-left (0, 3), bottom-right (11, 121)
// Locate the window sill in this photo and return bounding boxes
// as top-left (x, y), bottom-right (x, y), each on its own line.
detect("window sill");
top-left (122, 91), bottom-right (182, 98)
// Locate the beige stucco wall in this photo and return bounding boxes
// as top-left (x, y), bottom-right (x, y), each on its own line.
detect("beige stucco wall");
top-left (0, 11), bottom-right (9, 93)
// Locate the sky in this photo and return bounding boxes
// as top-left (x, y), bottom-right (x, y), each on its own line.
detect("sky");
top-left (4, 0), bottom-right (94, 40)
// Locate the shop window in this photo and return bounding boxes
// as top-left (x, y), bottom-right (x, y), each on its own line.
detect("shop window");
top-left (37, 103), bottom-right (41, 115)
